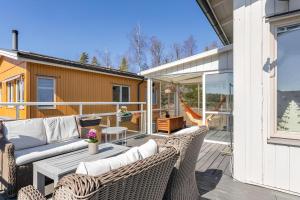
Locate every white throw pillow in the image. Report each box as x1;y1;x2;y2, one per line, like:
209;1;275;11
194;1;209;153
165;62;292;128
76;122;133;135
174;126;200;136
76;140;158;176
137;139;158;159
44;116;79;143
3;118;47;150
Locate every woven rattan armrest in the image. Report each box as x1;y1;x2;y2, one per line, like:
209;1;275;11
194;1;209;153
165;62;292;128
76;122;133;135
0;140;17;197
18;185;47;200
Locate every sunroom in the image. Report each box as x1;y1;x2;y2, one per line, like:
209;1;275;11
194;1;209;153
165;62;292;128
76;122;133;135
141;44;233;145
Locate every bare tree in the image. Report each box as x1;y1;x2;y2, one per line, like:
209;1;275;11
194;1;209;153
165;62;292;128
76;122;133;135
150;36;164;67
170;43;183;61
129;24;148;72
100;49;112;68
204;41;218;51
183;35;197;57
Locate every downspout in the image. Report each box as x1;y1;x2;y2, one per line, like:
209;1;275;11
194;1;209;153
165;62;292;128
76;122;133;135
137;77;145;109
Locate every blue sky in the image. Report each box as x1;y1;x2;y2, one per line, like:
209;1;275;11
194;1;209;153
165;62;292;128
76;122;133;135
0;0;219;71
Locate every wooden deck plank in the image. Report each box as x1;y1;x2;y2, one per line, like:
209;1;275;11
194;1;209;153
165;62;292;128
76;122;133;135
197;144;226;172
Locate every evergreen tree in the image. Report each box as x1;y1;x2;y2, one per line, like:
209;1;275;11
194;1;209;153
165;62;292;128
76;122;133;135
119;57;129;71
278;100;300;132
91;56;99;65
79;52;89;64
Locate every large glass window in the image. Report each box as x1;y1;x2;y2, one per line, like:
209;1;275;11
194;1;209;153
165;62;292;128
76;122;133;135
37;77;55;108
276;23;300;133
205;73;233;112
113;85;130;102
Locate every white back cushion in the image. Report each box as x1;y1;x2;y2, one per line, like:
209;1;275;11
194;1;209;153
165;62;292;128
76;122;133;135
76;147;141;176
174;126;200;136
76;140;158;176
44;116;79;143
137;139;158;159
3;118;47;150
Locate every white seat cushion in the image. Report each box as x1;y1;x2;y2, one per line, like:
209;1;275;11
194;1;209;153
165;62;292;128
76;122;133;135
137;139;158;159
43;116;79;143
3;118;47;151
174;126;201;136
15;139;87;166
76;140;158;176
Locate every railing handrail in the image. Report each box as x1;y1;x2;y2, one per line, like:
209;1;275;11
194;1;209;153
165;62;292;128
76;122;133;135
0;101;146;106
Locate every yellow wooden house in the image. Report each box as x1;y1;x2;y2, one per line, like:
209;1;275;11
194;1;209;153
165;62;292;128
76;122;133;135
0;31;158;120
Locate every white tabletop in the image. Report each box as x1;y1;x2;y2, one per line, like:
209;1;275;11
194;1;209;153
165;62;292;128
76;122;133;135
102;127;128;134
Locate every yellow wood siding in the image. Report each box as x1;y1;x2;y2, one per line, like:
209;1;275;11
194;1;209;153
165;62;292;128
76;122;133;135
0;57;162;132
28;62;148;129
0;57;28;119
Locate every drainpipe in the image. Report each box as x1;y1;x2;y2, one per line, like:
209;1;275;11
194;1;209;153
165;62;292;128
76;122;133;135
137;77;145;109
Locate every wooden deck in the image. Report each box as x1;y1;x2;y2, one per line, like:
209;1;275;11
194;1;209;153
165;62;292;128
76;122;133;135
128;135;300;200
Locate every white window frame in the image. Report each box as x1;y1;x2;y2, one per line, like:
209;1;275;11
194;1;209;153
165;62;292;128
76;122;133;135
112;85;130;102
270;15;300;140
7;81;14;105
37;76;56;109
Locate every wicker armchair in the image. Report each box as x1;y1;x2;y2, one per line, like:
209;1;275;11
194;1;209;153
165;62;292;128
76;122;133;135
162;126;208;200
18;145;179;200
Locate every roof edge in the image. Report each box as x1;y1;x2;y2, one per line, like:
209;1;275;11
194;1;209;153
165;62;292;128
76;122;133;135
0;49;144;80
196;0;231;45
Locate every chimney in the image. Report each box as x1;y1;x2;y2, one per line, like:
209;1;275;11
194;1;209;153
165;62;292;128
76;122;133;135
12;30;18;51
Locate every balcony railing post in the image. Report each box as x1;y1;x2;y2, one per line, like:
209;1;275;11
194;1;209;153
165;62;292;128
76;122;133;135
116;104;120;127
79;104;83;115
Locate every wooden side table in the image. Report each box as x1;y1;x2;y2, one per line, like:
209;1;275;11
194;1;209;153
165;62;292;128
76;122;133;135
157;116;184;134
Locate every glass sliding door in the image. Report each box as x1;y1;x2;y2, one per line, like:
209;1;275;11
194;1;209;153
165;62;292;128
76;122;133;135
203;72;233;143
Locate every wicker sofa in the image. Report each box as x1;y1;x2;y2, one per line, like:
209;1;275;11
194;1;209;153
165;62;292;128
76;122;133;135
161;126;208;200
0;116;88;197
18;145;179;200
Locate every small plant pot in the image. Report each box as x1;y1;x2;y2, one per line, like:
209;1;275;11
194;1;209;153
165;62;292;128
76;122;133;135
120;113;133;122
79;117;102;127
88;143;98;155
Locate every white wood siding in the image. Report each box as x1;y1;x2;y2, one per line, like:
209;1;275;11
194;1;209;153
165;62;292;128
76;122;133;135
144;47;233;79
234;0;300;195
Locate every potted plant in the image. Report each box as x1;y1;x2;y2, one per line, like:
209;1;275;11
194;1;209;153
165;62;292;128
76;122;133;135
117;106;133;122
79;115;102;127
86;129;98;154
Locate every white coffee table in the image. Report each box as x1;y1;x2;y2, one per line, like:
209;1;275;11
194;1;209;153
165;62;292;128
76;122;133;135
33;143;129;195
102;127;128;144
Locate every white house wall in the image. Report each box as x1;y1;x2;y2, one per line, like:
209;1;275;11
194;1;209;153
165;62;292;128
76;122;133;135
233;0;300;195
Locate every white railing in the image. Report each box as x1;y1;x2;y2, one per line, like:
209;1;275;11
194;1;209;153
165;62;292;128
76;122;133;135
0;102;146;133
0;101;145;119
0;102;173;136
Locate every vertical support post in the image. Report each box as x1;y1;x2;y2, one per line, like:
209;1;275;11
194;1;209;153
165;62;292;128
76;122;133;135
140;104;144;133
202;74;206;126
198;83;201;113
175;85;180;116
147;79;153;134
159;81;162;117
16;105;20;120
79;104;83;115
116;104;120;127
